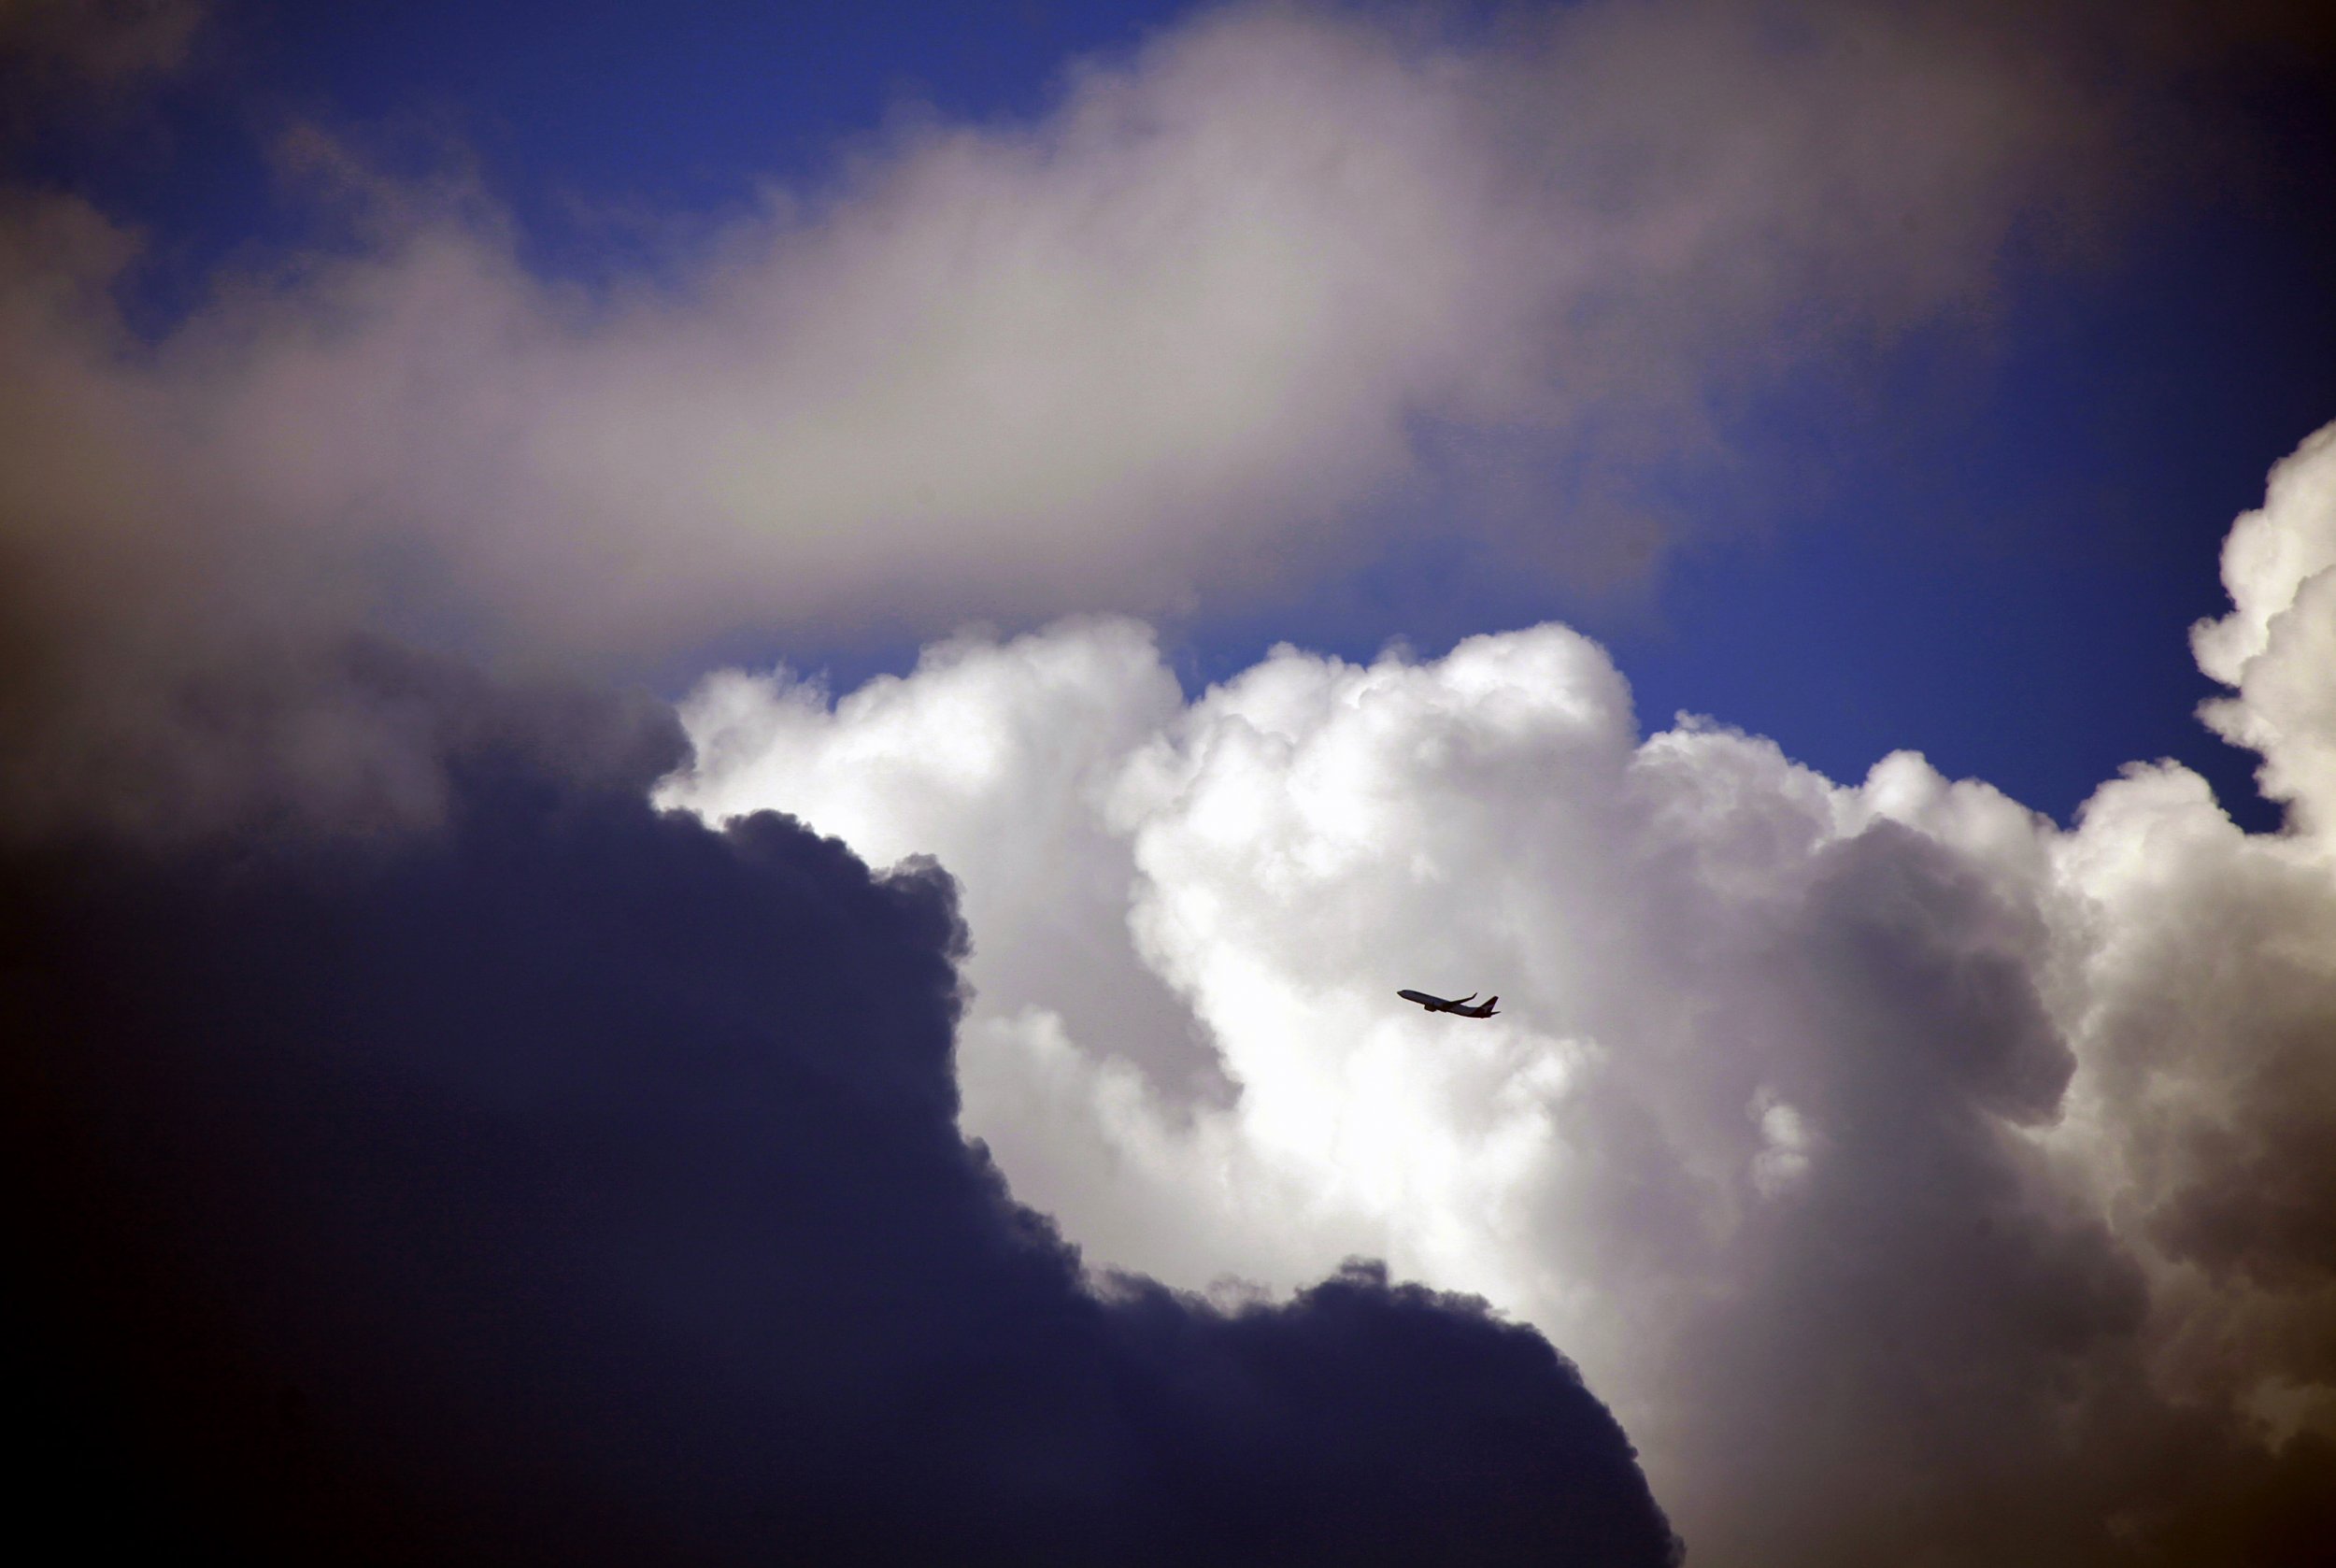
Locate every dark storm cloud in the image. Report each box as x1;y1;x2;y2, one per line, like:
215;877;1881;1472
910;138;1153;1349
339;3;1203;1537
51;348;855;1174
0;646;1679;1566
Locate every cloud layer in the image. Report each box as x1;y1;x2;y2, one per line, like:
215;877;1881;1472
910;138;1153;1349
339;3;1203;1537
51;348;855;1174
0;0;2198;834
3;649;1681;1565
663;419;2336;1565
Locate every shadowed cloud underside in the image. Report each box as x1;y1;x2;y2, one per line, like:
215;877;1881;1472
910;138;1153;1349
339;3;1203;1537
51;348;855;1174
2;653;1680;1565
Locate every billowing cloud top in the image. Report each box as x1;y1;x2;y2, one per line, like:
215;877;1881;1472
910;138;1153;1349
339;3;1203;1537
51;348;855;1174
2194;422;2336;831
663;421;2336;1565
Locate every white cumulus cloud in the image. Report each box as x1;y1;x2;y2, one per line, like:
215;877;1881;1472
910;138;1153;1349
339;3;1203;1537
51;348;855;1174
661;419;2336;1566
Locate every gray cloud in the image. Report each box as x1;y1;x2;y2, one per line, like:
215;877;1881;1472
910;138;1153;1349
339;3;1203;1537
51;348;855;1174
0;0;2231;835
0;0;206;85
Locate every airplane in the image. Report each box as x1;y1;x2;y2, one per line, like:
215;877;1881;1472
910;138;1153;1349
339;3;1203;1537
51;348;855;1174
1398;989;1499;1019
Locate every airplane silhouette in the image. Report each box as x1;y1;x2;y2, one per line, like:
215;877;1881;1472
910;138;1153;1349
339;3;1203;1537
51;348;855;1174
1398;989;1499;1019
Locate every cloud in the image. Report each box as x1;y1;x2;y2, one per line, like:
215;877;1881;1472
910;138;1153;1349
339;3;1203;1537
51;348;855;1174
2193;421;2336;832
1;642;1682;1565
662;419;2336;1564
0;0;207;86
1;0;2239;834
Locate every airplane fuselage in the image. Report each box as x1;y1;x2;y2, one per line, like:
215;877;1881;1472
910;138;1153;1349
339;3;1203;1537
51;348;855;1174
1398;989;1499;1019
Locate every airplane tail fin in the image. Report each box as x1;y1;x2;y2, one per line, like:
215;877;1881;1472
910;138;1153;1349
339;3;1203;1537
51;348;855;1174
1484;996;1499;1015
